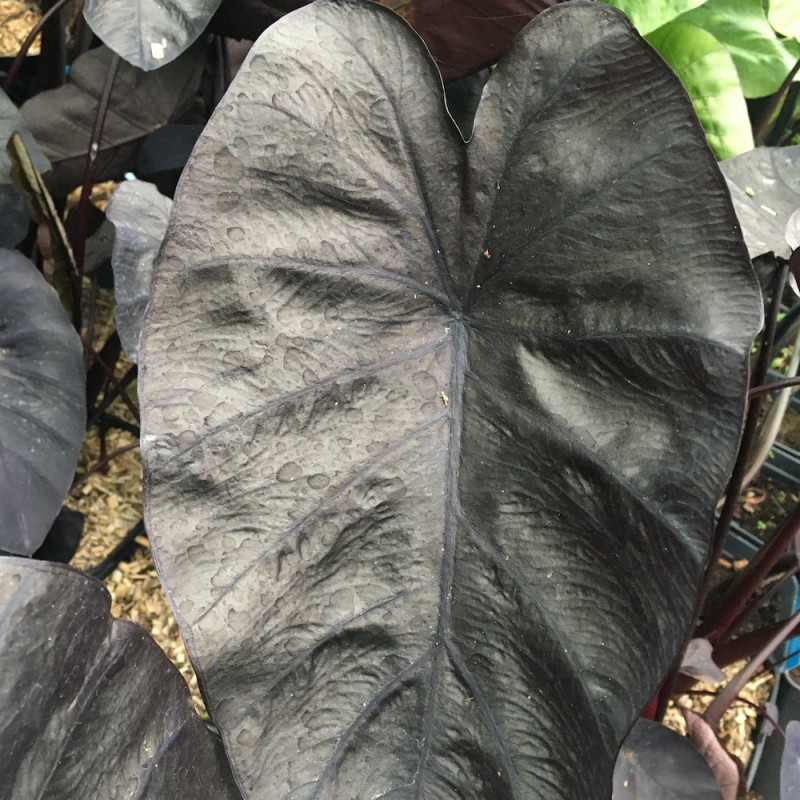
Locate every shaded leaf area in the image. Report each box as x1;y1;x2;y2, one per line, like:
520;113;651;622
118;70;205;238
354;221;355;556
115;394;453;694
106;180;172;362
83;0;222;71
0;249;84;555
207;0;561;81
0;558;242;800
20;41;207;197
612;720;723;799
720;146;800;259
140;1;760;798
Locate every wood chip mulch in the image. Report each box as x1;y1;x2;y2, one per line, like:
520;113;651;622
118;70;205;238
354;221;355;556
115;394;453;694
0;0;41;56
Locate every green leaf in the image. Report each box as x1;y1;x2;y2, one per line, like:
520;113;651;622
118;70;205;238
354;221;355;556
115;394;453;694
646;22;754;158
600;0;707;36
768;0;800;40
675;0;797;97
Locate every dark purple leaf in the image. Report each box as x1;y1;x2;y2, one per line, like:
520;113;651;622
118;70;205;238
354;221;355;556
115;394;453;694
783;720;800;800
0;557;242;799
0;249;85;555
139;1;761;797
83;0;222;70
20;42;207;197
613;720;723;799
207;0;561;81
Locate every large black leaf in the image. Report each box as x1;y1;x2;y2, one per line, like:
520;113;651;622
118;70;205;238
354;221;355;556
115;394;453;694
83;0;222;71
0;557;242;799
0;249;85;555
20;42;207;197
139;1;761;797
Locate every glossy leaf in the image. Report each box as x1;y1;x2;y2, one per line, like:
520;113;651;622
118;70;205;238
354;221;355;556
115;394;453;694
140;1;760;798
106;180;172;362
646;22;753;159
612;720;723;799
20;42;207;197
0;557;242;799
720;145;800;258
83;0;222;70
600;0;708;36
674;0;798;98
0;249;85;556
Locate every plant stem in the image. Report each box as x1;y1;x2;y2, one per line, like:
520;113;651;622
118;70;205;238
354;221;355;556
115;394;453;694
81;337;140;423
702;501;800;643
704;610;800;728
749;376;800;398
754;57;800;145
70;442;140;490
678;691;786;739
71;52;121;332
1;0;71;93
88;364;138;428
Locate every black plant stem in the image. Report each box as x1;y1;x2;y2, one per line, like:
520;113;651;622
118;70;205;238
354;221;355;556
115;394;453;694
38;0;67;91
87;364;138;428
705;610;800;728
717;562;800;645
754;57;800;145
71;442;140;490
89;519;145;579
703;261;788;593
749;376;800;398
703;500;800;644
1;0;71;93
85;330;122;415
72;52;120;332
81;338;140;423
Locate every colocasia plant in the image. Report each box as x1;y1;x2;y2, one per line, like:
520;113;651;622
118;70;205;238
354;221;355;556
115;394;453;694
8;0;800;798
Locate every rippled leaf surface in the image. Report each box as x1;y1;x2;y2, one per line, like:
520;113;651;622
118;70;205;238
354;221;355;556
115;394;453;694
140;1;761;797
0;558;242;799
0;249;84;555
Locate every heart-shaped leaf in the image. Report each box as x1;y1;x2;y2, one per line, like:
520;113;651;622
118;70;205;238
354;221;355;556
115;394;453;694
0;557;242;799
0;249;85;555
140;1;761;797
83;0;222;71
720;146;800;258
20;41;207;197
612;719;724;799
